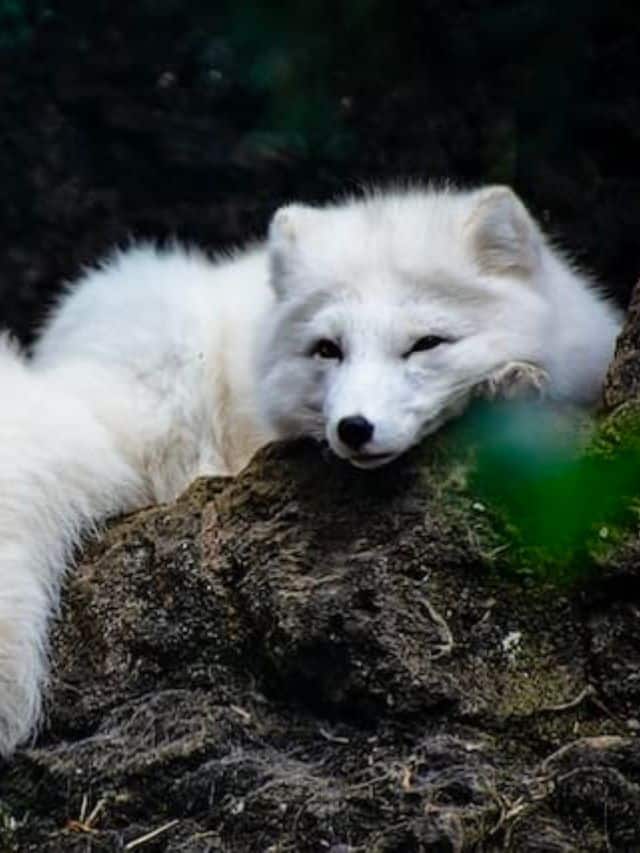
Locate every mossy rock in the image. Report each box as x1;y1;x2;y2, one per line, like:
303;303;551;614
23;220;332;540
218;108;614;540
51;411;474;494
1;424;639;851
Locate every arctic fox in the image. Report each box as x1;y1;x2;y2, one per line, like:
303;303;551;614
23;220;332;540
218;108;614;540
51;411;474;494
0;185;621;756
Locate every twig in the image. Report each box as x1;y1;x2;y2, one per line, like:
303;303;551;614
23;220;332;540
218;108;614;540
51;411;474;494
318;726;349;744
418;593;454;658
124;819;180;850
540;735;628;773
537;684;596;713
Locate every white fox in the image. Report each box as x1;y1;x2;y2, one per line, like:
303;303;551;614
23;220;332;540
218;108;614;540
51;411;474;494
0;185;621;756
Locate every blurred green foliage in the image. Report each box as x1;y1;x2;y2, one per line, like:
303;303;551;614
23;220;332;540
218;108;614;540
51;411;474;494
459;402;640;581
0;0;32;51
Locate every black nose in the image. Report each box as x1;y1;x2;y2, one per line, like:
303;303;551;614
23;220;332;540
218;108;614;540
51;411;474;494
337;415;374;450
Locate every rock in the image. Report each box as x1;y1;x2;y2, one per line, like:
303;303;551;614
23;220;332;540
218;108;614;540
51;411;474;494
2;433;640;851
604;279;640;409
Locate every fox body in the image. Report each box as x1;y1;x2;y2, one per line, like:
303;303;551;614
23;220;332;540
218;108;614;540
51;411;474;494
0;185;621;755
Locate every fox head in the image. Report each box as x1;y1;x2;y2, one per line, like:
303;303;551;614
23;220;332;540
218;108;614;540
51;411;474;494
256;186;553;468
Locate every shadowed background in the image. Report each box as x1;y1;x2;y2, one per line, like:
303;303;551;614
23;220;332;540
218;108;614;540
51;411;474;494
1;0;638;342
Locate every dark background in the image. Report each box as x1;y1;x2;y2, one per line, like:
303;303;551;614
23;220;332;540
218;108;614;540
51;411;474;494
1;0;638;343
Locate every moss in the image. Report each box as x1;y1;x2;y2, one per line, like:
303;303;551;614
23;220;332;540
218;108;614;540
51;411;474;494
0;800;20;852
591;400;640;457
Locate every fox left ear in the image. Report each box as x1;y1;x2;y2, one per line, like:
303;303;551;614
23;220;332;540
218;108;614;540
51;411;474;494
268;204;317;298
468;186;541;278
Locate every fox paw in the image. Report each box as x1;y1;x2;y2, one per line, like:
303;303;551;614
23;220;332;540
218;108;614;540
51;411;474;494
477;361;550;402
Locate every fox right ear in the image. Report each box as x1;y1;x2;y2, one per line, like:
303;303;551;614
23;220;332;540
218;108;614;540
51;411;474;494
268;204;317;298
468;186;541;278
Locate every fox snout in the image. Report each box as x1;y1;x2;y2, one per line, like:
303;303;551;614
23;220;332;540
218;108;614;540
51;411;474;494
332;414;399;468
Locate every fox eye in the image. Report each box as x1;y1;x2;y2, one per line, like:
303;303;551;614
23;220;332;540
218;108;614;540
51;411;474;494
405;335;450;357
310;339;343;360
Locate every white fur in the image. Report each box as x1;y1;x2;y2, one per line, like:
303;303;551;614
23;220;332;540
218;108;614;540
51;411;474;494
0;185;621;755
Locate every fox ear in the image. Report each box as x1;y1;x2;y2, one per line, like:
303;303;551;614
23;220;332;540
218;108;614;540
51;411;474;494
468;186;541;277
268;204;317;298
